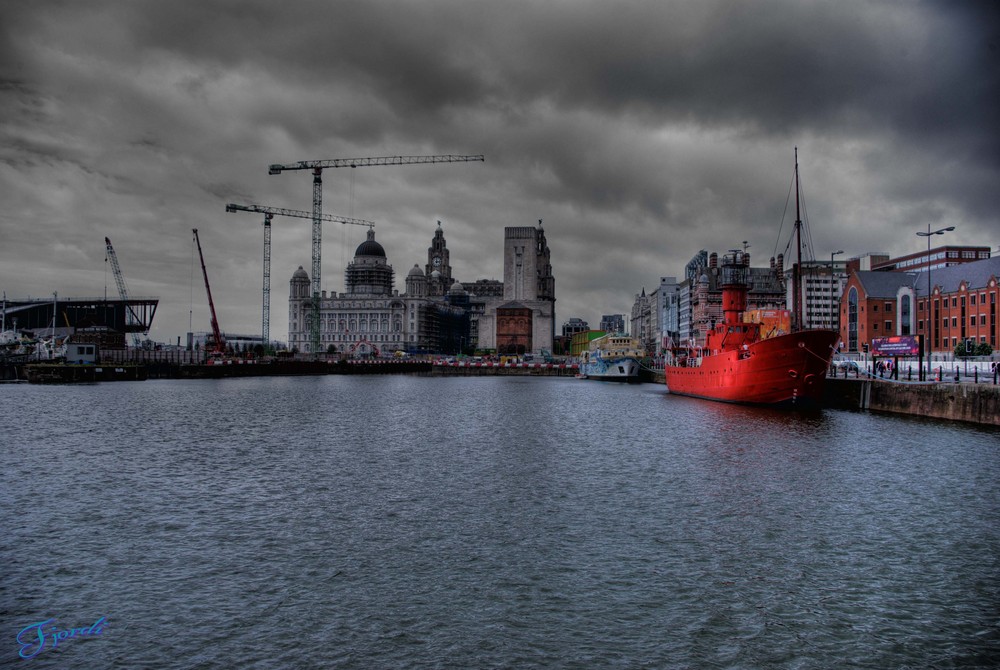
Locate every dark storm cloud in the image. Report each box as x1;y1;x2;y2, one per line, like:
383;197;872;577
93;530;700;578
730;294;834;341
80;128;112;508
1;0;998;340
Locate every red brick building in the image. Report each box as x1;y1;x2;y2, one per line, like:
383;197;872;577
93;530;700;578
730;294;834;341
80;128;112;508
496;302;533;355
841;257;1000;353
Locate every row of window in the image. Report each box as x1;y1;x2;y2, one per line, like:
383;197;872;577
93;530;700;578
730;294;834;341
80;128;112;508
920;293;996;310
941;315;993;328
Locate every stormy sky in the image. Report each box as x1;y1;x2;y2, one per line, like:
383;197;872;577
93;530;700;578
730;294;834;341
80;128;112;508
2;0;998;344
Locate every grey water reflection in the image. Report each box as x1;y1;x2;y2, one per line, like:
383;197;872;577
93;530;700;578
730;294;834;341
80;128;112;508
1;376;997;668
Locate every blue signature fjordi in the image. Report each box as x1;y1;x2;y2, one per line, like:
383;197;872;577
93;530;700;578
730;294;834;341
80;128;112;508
16;616;107;660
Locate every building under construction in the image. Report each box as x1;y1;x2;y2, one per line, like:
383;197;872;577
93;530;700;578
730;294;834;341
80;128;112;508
1;296;158;346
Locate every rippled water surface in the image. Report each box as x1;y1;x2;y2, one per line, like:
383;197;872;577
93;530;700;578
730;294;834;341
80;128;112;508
2;376;999;668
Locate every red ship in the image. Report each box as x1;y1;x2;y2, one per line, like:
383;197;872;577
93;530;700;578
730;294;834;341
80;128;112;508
664;152;839;405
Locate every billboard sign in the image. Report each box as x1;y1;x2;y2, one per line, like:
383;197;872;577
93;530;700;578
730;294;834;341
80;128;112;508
871;335;920;357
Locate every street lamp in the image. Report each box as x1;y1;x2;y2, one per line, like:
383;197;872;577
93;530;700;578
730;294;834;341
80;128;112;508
916;224;955;380
830;250;844;329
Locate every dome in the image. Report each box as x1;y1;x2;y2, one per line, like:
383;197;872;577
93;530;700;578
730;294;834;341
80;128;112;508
354;229;385;258
448;281;466;295
292;266;309;281
431;270;442;279
407;264;424;277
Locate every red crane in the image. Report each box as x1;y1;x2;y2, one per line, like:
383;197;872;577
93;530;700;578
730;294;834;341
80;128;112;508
192;228;225;356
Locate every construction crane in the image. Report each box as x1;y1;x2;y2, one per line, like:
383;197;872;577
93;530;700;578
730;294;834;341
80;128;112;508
104;236;144;347
192;229;225;356
224;203;374;351
268;153;485;354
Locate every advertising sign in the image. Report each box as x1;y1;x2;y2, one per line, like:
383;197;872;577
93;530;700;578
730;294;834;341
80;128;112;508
871;335;920;357
744;309;791;340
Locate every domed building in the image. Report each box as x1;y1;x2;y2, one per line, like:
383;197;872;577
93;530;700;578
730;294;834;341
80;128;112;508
345;229;394;295
288;223;482;356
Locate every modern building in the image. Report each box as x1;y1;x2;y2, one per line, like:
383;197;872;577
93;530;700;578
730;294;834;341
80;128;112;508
562;317;589;338
872;245;991;273
599;314;625;334
787;259;848;332
1;295;158;344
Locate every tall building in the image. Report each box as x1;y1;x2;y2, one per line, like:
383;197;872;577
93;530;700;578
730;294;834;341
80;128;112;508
787;259;847;331
630;288;655;354
424;221;454;296
599;314;625;334
476;222;556;354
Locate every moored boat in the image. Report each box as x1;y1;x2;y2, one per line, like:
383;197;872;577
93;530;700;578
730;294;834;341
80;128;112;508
664;151;839;405
24;363;148;384
579;334;645;382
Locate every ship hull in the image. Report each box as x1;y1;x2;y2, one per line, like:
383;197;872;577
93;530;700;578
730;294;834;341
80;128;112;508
579;356;642;382
665;330;838;405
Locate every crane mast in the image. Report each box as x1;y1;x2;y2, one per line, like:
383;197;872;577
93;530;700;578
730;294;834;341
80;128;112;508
104;236;143;347
192;228;225;356
268;153;484;354
225;203;374;351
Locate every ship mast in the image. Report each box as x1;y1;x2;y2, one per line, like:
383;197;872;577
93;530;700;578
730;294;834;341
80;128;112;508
793;147;803;332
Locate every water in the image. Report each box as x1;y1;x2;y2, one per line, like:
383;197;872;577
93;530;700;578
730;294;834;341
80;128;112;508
2;376;998;668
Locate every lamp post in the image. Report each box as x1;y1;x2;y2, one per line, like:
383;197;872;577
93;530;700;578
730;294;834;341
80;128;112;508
830;250;844;330
915;225;954;380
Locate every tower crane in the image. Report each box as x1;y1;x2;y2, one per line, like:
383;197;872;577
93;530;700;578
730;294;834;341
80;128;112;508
104;236;144;347
192;228;225;356
225;203;374;351
268;153;485;354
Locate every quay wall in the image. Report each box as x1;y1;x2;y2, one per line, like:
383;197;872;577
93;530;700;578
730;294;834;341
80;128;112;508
429;362;578;377
823;378;1000;426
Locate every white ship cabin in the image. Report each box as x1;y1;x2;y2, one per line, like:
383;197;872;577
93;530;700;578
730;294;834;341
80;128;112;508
588;334;645;358
66;342;98;364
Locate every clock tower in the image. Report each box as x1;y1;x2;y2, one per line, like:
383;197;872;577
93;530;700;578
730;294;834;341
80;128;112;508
425;221;453;295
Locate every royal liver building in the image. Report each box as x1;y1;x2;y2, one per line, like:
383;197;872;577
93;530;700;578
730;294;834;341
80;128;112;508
288;221;554;356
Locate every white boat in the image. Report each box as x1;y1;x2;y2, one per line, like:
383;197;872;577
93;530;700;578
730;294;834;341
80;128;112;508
578;334;644;382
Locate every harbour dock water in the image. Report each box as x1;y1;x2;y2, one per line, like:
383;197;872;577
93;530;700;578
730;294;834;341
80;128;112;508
3;376;997;668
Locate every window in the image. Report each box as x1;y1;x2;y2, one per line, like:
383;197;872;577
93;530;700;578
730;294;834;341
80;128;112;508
885;320;893;333
971;316;976;327
962;250;976;259
901;295;911;335
971;294;977;305
873;322;879;332
885;302;893;312
952;297;958;308
848;288;858;351
982;315;987;326
952;317;958;328
872;304;879;313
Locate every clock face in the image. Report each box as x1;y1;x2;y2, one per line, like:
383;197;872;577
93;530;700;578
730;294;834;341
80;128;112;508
432;256;441;267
